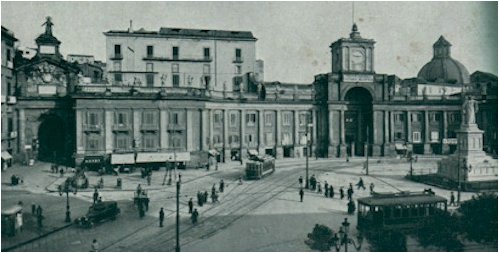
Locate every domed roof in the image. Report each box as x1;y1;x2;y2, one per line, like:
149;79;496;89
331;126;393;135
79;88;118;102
417;36;470;84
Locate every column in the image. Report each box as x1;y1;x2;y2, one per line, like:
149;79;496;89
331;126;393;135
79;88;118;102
208;109;213;149
105;110;113;153
258;110;264;154
276;110;283;158
383;110;391;156
339;110;346;157
294;110;300;146
424;110;431;154
240;109;246;159
18;109;26;162
442;111;450;154
160;109;168;149
328;110;335;157
199;109;205;150
186;109;193;151
312;109;317;156
223;109;229;162
133;110;141;150
389;111;395;143
406;111;412;142
76;110;84;154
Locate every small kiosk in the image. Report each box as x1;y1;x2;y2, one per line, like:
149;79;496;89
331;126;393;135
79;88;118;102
1;205;23;237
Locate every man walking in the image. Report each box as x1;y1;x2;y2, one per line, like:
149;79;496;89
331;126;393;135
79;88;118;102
356;177;366;190
347;187;353;201
159;208;165;227
298;176;303;188
324;181;329;197
449;192;456;206
299;188;304;202
329;185;334;198
188;198;194;214
93;188;99;205
191;209;199;225
91;239;99;252
340;187;345;200
369;182;375;194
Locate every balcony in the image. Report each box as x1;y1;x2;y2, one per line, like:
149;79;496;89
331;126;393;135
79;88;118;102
112;124;131;132
9;131;17;138
110;54;123;60
233;57;244;63
142;56;212;63
83;124;102;132
7;96;16;104
141;124;159;131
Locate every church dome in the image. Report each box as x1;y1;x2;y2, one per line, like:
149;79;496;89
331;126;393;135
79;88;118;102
417;36;470;84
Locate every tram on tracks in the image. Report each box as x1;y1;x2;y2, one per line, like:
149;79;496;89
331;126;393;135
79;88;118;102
245;155;275;180
357;190;448;230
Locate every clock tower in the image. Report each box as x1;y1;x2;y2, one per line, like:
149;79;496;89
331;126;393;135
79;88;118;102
330;23;375;74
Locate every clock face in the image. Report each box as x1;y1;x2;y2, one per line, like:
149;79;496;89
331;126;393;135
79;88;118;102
351;48;366;72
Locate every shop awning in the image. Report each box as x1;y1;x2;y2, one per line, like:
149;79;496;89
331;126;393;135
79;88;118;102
208;149;219;156
111;153;135;165
248;149;259;156
83;156;103;164
395;143;407;150
136;152;191;163
1;151;12;160
1;205;22;215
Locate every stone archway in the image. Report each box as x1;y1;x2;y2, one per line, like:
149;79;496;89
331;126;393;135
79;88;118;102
344;87;373;156
38;114;66;163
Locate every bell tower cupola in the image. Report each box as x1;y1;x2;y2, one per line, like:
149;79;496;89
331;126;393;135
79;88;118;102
35;16;62;57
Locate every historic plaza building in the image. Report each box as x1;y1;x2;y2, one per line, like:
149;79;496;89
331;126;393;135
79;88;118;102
4;18;498;169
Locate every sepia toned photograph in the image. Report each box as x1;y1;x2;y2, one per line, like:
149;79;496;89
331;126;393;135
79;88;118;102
1;1;497;252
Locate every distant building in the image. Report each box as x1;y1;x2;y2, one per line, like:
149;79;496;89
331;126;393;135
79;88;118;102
1;26;18;169
67;54;106;84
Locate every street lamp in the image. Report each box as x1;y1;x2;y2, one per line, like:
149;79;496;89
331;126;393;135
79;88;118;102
364;126;369;176
58;180;77;222
305;122;313;189
408;151;414;177
331;218;363;252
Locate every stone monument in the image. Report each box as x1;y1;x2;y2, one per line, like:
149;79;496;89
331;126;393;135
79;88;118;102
437;97;498;183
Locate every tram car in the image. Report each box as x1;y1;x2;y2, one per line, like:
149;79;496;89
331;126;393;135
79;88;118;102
245;156;275;180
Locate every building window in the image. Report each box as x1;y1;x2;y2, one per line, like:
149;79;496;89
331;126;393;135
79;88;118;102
143;134;157;149
87;112;99;125
146;74;154;87
7;117;13;132
203;48;210;60
299;113;309;126
431;112;441;122
172;136;182;149
411;113;422;122
115;134;129;150
235;48;242;61
394;113;405;122
213;135;222;144
283;112;292;126
412;131;421;143
233;76;242;90
170;112;179;125
245;134;254;144
230;113;237;127
265;112;273;126
6;49;11;62
173;46;179;60
299;133;308;145
246;113;256;126
114;45;121;57
395;132;404;140
143;111;157;125
147;45;154;57
214;111;223;125
172;75;180;87
235;65;242;74
431;131;439;142
449;112;460;124
86;135;100;150
115;112;128;125
229;135;240;144
282;132;292;145
265;132;274;144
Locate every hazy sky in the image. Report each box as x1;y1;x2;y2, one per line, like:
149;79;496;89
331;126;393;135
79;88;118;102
2;1;497;83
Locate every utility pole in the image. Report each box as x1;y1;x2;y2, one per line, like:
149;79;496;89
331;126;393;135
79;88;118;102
305;123;309;189
175;180;180;252
365;126;369;176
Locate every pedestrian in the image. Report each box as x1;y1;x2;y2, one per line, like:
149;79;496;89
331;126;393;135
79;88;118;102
238;176;243;185
197;191;203;207
347;200;356;214
219;179;225;193
211;191;218;203
299;188;304;202
298;176;303;188
191;209;199;224
188;198;194;213
215;162;218;171
36;205;43;217
59;168;64;177
347;187;353;201
203;191;209;204
31;203;36;214
91;239;99;252
450;192;456;206
329;185;334;198
137;184;142;196
159;208;165;227
178;173;182;183
349;183;354;194
324;181;329;197
356;177;366;190
340;187;345;200
93;188;99;205
317;182;322;193
147;174;151;186
212;184;216;196
369;183;375;194
98;177;104;188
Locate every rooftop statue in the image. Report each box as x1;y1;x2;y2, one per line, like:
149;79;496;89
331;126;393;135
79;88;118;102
462;96;478;125
42;16;54;35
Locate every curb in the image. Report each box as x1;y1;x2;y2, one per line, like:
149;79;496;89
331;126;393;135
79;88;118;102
2;223;73;252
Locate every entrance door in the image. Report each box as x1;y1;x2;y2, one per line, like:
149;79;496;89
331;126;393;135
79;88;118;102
344;87;373;156
38;115;66;164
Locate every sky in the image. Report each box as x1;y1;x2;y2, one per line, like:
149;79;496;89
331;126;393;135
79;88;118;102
2;1;497;83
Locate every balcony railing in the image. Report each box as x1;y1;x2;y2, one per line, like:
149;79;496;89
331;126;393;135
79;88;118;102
112;124;131;132
110;54;123;60
233;57;244;63
83;124;102;132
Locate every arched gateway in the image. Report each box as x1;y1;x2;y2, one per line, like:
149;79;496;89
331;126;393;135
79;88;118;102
344;87;373;156
38;114;66;163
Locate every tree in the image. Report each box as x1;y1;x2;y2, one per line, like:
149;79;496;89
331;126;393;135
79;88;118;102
458;193;498;244
364;228;407;252
415;212;463;251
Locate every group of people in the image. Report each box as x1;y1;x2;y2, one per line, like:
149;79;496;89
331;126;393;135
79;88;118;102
135;184;150;218
31;204;44;228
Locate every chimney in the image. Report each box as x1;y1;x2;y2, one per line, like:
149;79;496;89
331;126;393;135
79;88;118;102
128;20;133;33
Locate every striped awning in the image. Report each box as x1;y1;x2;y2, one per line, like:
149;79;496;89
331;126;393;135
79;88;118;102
1;151;12;160
111;153;135;165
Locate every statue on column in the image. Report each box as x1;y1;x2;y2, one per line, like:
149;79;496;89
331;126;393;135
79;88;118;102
462;96;478;125
42;16;54;35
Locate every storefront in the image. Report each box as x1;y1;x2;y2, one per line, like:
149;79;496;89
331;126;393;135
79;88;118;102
111;153;135;172
82;156;104;171
1;151;13;170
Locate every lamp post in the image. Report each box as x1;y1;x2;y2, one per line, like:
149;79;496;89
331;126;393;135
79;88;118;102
167;125;182;252
331;218;363;252
175;179;180;252
364;126;369;176
408;151;414;177
305;123;313;189
58;180;77;222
